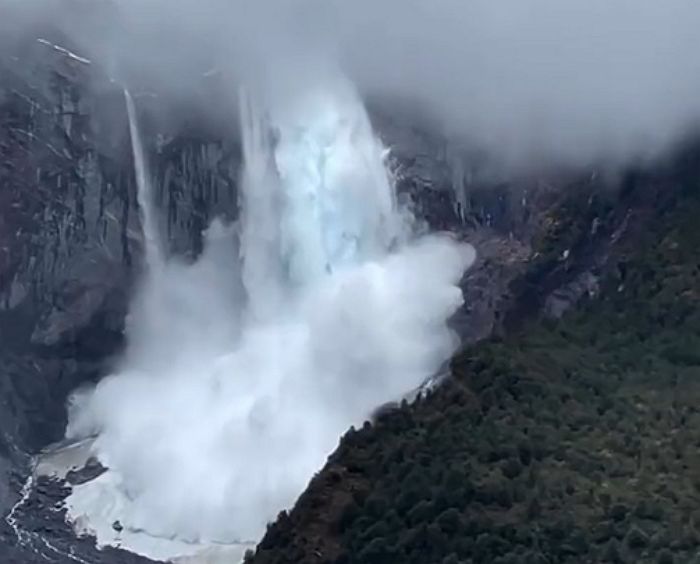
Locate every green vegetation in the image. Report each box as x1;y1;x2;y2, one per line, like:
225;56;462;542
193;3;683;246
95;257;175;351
252;161;700;564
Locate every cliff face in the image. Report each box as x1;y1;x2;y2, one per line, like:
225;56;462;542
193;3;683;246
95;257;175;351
0;36;243;451
0;33;153;564
0;31;247;562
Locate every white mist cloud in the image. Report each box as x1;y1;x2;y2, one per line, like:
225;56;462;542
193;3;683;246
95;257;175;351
333;0;700;161
67;234;471;544
64;73;474;560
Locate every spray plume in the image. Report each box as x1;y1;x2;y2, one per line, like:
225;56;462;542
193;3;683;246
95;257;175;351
64;70;474;561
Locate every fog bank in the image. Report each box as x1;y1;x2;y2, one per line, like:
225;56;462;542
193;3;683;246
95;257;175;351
5;0;700;169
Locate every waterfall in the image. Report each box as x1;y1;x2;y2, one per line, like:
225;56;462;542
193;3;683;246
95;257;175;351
238;87;286;323
124;89;162;266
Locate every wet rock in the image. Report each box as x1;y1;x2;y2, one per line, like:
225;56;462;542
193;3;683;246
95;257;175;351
65;457;106;485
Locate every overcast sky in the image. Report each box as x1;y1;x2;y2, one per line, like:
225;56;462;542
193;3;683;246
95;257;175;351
5;0;700;169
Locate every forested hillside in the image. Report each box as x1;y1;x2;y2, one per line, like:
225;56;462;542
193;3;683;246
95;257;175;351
251;145;700;564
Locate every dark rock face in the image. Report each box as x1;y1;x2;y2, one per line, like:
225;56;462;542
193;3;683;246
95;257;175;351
0;34;144;564
0;33;241;563
1;43;131;339
6;475;161;564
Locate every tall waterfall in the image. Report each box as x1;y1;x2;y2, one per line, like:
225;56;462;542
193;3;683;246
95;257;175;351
125;89;163;266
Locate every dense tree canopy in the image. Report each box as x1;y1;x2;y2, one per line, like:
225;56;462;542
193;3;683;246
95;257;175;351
252;153;700;564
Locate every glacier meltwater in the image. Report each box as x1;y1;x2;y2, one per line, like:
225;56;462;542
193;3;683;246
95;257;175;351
58;72;474;563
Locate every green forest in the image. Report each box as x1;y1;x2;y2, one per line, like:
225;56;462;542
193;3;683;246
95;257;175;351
251;153;700;564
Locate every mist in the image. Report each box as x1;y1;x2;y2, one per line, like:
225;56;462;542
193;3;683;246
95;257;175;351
63;70;474;560
6;0;700;170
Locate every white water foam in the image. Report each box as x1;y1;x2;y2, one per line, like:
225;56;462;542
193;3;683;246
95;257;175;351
64;72;474;562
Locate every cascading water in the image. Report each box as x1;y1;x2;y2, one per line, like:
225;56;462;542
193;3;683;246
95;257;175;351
62;73;474;563
124;90;163;266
